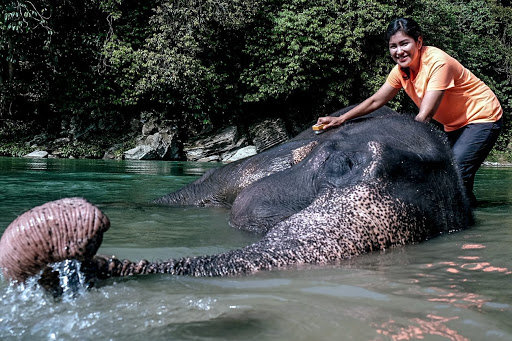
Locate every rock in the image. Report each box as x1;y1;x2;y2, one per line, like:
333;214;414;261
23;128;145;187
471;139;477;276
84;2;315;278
124;130;180;160
249;118;289;152
483;161;512;167
23;150;49;159
53;137;71;145
103;144;124;160
103;148;117;160
130;118;142;135
51;150;64;158
184;126;244;161
123;145;156;160
141;117;159;136
146;132;179;159
186;147;206;161
28;134;48;146
222;146;257;162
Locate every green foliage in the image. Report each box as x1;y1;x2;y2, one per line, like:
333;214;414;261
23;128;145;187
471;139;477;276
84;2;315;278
240;0;402;121
104;0;264;127
56;142;104;159
0;142;32;157
0;118;35;141
487;150;512;163
1;1;53;63
0;0;511;154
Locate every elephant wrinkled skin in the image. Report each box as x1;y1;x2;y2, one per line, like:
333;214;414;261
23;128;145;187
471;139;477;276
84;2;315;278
0;106;471;285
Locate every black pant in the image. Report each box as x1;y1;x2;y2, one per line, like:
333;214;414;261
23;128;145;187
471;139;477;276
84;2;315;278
446;118;503;206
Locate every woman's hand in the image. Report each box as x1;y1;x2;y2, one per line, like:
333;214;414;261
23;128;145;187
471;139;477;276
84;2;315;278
316;115;346;130
315;83;399;131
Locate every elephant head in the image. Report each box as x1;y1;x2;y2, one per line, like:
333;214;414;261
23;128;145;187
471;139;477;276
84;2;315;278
0;107;471;288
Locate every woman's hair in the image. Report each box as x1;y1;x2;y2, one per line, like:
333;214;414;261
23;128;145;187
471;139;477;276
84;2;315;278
386;18;422;42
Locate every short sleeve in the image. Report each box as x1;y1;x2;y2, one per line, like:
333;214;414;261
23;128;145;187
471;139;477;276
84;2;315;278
426;59;457;91
386;65;403;89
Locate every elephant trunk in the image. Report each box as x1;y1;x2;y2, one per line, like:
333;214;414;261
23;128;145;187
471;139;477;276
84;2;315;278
90;253;259;278
0;198;110;283
89;240;303;278
0;197;269;284
89;234;339;279
89;256;177;278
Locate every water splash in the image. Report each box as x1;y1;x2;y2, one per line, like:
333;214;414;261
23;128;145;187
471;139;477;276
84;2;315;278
0;260;95;338
52;259;90;300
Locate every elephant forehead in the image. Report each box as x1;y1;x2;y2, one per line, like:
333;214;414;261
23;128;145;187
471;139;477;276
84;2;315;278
238;140;319;188
239;155;292;188
291;141;318;164
362;141;384;179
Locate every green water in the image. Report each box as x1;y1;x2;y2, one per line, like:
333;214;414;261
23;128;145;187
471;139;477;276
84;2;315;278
1;157;511;340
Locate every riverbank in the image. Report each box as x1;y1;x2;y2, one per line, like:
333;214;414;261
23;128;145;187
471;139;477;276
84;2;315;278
484;149;512;167
2;138;512;166
0;116;293;163
2;114;511;164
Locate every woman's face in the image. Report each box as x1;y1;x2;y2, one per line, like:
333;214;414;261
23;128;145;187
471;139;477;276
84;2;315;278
388;31;423;69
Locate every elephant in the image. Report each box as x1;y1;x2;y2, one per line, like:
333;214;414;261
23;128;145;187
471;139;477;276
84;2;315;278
0;106;472;291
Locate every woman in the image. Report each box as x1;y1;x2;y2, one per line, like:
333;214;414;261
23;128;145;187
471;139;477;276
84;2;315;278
317;18;503;206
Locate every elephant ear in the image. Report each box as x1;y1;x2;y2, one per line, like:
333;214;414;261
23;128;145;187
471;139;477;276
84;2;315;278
0;198;110;282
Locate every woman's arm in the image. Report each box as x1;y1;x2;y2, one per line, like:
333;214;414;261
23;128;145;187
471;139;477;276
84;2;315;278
317;83;400;129
415;90;445;122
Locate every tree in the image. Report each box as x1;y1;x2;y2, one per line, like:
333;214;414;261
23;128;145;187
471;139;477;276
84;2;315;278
1;0;510;155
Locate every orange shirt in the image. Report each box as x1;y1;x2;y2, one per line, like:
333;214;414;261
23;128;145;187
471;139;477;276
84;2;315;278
386;46;502;132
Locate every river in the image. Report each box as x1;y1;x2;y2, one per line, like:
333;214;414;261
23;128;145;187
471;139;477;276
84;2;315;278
0;157;511;340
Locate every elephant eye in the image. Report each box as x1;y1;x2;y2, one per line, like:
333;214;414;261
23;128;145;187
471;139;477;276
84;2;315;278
322;153;361;184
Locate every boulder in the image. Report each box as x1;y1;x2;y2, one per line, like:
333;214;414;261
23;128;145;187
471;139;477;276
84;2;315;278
144;132;180;159
198;155;221;162
124;130;180;161
123;145;155;160
141;117;159;137
184;126;245;161
23;150;49;159
249;118;289;152
53;137;71;145
222;146;258;163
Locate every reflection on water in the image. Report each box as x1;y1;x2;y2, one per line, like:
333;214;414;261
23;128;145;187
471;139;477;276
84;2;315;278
26;158;49;171
0;157;511;340
375;314;470;341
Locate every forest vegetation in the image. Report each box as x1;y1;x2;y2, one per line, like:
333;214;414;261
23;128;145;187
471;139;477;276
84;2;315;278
1;0;511;161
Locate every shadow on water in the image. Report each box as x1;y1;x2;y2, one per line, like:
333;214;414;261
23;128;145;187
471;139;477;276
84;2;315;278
143;311;276;341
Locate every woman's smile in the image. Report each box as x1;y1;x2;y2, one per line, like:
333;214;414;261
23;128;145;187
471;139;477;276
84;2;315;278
389;31;422;70
397;55;409;64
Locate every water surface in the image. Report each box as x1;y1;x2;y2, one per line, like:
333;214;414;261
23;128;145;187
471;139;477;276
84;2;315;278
1;157;511;340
